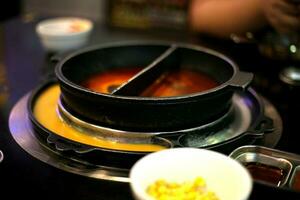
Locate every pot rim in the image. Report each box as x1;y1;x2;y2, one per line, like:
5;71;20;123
55;40;246;101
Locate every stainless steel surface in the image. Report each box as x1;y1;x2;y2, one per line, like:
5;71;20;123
9;94;130;183
290;165;300;189
178;90;281;148
180;93;250;147
0;150;3;163
9;91;282;182
230;145;300;163
231;151;292;186
279;67;300;86
58;88;272;148
57;97;233;146
230;145;300;190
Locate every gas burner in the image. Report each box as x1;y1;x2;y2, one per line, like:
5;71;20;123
8;41;283;182
9;82;282;182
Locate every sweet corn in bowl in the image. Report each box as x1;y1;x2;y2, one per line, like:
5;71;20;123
147;177;219;200
129;148;252;200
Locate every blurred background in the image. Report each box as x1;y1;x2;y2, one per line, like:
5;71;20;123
23;0;188;31
0;0;193;110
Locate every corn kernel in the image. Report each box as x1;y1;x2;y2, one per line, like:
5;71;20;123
146;176;219;200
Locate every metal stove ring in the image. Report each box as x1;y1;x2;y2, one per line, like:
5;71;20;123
57;97;234;146
8;90;282;182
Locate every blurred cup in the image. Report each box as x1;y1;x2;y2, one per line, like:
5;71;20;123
36;17;93;53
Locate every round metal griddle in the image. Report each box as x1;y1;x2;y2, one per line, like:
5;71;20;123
9;90;282;183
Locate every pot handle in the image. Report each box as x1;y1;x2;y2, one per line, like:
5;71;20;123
228;71;254;90
245;116;274;138
206;116;274;153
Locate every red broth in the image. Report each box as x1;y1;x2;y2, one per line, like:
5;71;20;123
245;162;284;186
141;69;218;97
82;68;219;97
291;169;300;191
82;68;141;94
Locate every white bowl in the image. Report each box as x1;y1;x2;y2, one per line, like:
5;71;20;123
130;148;252;200
36;17;93;52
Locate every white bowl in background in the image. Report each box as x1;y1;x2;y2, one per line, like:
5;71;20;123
129;148;252;200
36;17;93;52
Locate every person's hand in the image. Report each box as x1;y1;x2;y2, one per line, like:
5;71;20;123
262;0;300;34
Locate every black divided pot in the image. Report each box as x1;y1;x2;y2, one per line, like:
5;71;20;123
55;41;253;131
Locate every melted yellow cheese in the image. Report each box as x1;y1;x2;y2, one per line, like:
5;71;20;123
33;84;166;152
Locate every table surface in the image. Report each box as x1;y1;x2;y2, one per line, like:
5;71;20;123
1;17;300;199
